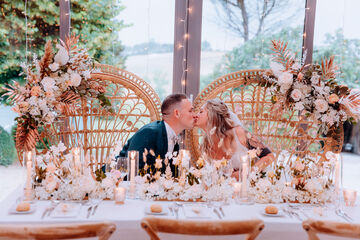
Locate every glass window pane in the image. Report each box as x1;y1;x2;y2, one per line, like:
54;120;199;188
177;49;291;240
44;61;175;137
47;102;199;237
200;0;306;89
118;0;175;101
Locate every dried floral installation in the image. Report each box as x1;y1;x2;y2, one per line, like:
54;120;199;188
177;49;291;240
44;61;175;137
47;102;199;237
2;34;112;155
265;40;360;136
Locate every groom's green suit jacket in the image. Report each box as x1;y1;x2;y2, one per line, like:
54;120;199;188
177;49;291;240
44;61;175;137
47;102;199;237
119;120;179;174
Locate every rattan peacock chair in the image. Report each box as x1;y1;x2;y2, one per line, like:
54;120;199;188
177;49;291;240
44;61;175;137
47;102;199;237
186;69;344;163
40;64;162;171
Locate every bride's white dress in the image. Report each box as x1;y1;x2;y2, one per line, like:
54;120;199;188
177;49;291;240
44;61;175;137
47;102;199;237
229;128;248;169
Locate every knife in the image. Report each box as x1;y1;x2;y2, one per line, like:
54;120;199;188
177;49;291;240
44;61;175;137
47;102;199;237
87;206;93;218
92;204;99;215
219;206;225;217
213;208;222;219
41;208;49;219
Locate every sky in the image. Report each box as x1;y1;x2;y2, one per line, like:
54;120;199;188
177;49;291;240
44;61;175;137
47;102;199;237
118;0;360;51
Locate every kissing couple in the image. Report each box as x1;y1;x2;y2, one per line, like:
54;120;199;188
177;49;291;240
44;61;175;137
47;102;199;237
119;93;274;178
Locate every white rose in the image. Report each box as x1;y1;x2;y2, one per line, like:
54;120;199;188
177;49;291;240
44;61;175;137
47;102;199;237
71;73;82;87
294;102;304;111
54;45;69;66
314;99;329;113
49;62;59;72
311;72;320;85
269;61;284;77
290;89;303;102
278;72;293;86
83;70;91;79
41;77;56;92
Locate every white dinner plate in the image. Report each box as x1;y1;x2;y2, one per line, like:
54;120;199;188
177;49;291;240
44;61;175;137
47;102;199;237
51;203;81;218
144;206;168;215
261;209;285;217
8;203;36;215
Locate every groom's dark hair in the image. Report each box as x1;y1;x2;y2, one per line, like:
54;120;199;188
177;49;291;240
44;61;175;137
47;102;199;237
161;93;187;117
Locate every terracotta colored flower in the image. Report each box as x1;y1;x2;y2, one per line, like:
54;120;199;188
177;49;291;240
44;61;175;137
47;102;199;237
30;86;41;97
328;93;340;104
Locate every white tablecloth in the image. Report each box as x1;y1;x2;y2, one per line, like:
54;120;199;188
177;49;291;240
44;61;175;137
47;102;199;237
1;188;358;240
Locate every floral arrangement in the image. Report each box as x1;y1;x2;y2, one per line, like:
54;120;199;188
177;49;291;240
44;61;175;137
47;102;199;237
264;40;360;135
3;35;111;153
33;142;121;200
249;150;338;204
135;153;233;201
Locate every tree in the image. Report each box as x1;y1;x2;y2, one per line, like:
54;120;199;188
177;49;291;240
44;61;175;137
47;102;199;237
313;29;360;88
0;0;128;88
211;0;303;42
200;26;303;89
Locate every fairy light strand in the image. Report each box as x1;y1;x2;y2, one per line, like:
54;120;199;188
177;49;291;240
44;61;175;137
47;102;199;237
180;0;190;92
24;0;28;67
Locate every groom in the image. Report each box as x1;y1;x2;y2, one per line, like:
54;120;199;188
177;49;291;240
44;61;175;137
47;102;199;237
118;93;195;175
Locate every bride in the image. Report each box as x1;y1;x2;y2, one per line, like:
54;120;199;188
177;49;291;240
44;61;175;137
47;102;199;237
194;99;275;177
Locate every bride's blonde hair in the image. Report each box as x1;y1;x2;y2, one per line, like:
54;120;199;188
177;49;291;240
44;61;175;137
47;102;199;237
202;99;235;157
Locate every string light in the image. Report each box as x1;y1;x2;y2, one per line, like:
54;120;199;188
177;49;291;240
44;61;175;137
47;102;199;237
24;0;28;66
179;0;190;93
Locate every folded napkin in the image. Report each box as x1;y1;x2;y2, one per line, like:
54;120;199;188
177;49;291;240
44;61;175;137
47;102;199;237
51;202;81;218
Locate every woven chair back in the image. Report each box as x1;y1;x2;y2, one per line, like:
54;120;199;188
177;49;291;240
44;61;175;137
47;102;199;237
186;70;343;162
42;64;161;170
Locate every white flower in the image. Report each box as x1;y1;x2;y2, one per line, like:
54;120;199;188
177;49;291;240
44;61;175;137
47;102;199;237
311;72;320;85
41;77;56;92
314;99;329;113
54;45;69;66
44;112;55;123
294;102;304;111
269;61;284;77
70;72;82;87
155;158;163;169
290;89;303;102
49;62;59;72
83;70;91;79
30;107;40;116
278;72;293;87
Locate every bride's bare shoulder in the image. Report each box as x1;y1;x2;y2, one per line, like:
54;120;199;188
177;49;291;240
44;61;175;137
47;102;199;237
234;126;246;135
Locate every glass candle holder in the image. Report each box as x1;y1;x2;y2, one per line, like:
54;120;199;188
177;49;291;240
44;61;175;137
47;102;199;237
114;187;126;204
238;154;253;204
343;189;357;207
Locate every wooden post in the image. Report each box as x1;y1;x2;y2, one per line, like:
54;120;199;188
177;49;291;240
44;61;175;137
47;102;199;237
302;0;316;65
173;0;203;99
59;0;71;42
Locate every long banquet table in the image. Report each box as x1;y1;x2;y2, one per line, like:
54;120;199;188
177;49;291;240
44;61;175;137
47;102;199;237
1;187;359;240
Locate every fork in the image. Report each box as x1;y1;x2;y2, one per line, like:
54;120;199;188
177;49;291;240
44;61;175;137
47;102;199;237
335;209;352;222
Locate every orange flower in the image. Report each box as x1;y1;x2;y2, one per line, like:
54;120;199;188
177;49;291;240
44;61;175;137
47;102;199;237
30;86;41;96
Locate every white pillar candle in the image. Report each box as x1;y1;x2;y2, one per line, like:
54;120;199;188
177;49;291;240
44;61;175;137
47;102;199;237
334;155;340;193
25;151;32;201
73;147;80;174
240;155;248;199
232;182;241;195
114;187;126;204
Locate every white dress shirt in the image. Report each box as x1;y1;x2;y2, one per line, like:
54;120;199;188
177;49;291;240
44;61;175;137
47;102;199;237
164;121;177;153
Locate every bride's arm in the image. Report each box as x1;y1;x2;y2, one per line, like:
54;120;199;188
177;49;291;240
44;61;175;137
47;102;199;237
234;127;275;170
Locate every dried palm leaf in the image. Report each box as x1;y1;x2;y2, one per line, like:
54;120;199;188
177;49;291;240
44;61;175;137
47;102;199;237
321;56;338;81
340;89;360;121
39;40;53;77
59;90;80;105
60;34;80;54
16;121;39;152
271;40;296;71
2;84;24;104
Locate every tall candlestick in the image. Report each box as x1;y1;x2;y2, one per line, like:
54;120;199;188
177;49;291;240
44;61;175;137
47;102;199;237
128;151;138;199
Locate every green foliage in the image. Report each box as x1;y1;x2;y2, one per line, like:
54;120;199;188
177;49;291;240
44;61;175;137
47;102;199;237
313;29;360;88
0;0;128;89
0;126;16;166
200;26;303;89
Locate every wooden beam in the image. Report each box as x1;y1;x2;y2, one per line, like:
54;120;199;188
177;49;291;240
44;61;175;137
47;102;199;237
173;0;203;100
302;0;317;65
60;0;71;42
